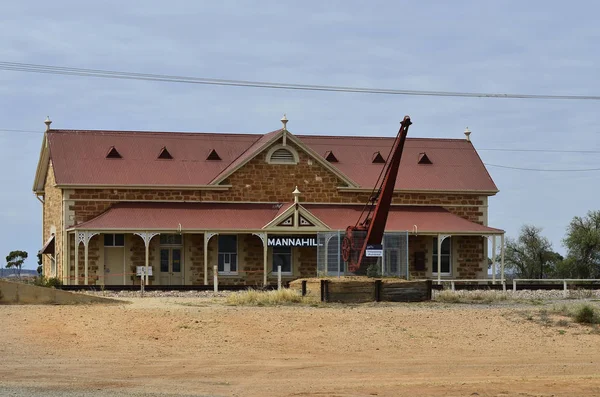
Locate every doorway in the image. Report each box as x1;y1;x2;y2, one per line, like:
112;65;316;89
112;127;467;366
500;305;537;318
160;248;182;285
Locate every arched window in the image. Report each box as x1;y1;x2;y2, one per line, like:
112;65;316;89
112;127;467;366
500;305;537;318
266;145;299;164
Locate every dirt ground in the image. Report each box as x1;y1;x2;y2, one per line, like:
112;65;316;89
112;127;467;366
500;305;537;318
1;296;599;397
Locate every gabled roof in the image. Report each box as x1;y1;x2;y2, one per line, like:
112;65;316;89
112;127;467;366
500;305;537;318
35;127;498;193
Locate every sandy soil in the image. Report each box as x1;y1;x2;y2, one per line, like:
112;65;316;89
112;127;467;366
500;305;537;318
1;296;599;397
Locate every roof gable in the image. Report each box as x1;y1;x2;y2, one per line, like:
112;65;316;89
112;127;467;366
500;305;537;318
209;129;358;187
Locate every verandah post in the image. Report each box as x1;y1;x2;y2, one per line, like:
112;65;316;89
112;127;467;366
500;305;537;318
277;265;282;290
213;265;218;293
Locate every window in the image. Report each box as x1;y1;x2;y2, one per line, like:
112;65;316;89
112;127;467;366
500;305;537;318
50;254;57;277
432;237;451;275
160;234;182;245
104;234;125;247
266;145;299;164
273;246;292;275
218;235;237;274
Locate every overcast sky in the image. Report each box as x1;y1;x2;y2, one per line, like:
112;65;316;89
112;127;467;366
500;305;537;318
1;1;599;269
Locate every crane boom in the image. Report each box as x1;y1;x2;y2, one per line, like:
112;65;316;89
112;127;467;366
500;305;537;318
342;115;412;274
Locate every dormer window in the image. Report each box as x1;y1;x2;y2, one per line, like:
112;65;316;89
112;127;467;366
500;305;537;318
157;147;173;160
106;146;122;159
266;145;299;164
418;152;432;164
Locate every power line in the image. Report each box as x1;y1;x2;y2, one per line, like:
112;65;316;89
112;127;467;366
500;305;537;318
478;148;600;154
484;163;600;172
0;129;42;134
2;61;600;100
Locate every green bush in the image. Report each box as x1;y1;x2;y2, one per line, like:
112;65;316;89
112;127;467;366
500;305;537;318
33;276;62;289
574;305;600;324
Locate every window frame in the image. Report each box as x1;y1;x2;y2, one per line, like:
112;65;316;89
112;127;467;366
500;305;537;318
272;246;293;276
265;144;299;165
104;233;125;247
159;234;183;246
432;237;452;276
218;235;238;275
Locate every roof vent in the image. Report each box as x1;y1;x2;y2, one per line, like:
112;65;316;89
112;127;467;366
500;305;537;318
270;148;295;163
324;151;338;163
372;151;385;164
206;149;221;161
106;146;122;159
418;152;432;165
158;147;173;159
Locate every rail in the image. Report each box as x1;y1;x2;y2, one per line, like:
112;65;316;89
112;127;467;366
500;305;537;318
512;279;600;298
437;279;507;291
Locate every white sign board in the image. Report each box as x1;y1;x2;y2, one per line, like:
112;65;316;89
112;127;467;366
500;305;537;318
136;266;153;276
365;244;383;257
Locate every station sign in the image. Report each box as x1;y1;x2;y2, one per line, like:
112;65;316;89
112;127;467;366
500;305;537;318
267;235;322;247
365;244;383;257
136;266;153;276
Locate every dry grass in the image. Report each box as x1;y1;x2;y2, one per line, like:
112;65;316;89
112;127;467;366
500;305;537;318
435;290;509;304
226;288;306;306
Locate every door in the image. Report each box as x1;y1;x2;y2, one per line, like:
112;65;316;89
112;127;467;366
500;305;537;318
160;248;183;285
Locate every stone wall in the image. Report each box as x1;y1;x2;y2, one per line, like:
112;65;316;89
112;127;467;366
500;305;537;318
455;236;485;278
186;234;204;285
241;234;264;286
297;247;317;278
129;235;158;285
68;233;100;285
408;235;429;279
42;162;63;279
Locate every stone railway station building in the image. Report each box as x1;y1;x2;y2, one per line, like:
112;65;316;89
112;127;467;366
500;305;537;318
33;116;504;287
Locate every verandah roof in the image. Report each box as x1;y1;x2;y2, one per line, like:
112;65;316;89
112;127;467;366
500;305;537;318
69;202;504;235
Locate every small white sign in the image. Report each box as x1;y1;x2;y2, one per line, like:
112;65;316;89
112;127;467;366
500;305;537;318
136;266;153;276
365;244;383;257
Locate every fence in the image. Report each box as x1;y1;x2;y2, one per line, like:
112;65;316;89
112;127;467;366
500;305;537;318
316;231;409;278
512;279;600;298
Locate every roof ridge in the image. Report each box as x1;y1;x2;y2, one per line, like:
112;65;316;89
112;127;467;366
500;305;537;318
48;129;266;137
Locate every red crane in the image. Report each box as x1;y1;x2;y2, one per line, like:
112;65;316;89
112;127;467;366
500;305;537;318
341;115;412;274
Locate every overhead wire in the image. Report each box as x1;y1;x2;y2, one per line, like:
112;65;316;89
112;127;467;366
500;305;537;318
2;61;600;100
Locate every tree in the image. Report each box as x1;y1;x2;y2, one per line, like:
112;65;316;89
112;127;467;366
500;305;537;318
504;225;563;279
563;210;600;278
6;250;28;278
37;253;43;275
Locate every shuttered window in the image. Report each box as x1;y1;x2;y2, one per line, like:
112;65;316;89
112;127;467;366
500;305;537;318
269;148;295;163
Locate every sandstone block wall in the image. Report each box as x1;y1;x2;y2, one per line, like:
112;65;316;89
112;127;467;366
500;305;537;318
68;233;100;285
455;236;484;278
42;162;63;279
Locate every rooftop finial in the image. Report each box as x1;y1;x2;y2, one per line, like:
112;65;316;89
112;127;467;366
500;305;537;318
464;127;471;142
44;116;52;132
292;186;301;204
281;114;288;131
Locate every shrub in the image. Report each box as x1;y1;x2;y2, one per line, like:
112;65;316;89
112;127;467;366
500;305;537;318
435;290;508;304
574;305;600;324
226;288;304;306
33;276;62;289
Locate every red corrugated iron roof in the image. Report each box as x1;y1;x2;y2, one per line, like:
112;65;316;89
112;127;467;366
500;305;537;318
48;130;261;186
72;202;283;230
47;129;497;192
303;204;503;234
299;135;497;192
71;202;503;234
